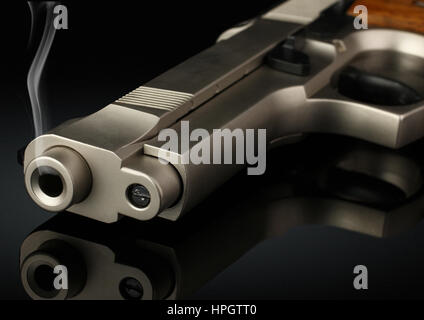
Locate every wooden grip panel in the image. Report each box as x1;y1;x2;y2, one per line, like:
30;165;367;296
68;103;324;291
348;0;424;34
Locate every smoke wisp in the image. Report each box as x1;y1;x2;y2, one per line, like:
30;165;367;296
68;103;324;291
27;1;57;137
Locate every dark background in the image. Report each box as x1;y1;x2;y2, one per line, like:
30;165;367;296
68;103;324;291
1;1;424;300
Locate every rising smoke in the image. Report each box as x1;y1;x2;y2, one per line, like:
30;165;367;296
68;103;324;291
27;1;58;137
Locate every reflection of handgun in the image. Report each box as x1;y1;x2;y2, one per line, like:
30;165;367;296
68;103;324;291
23;0;424;223
20;136;424;299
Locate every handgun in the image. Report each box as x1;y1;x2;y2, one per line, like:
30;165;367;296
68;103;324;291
23;0;424;223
